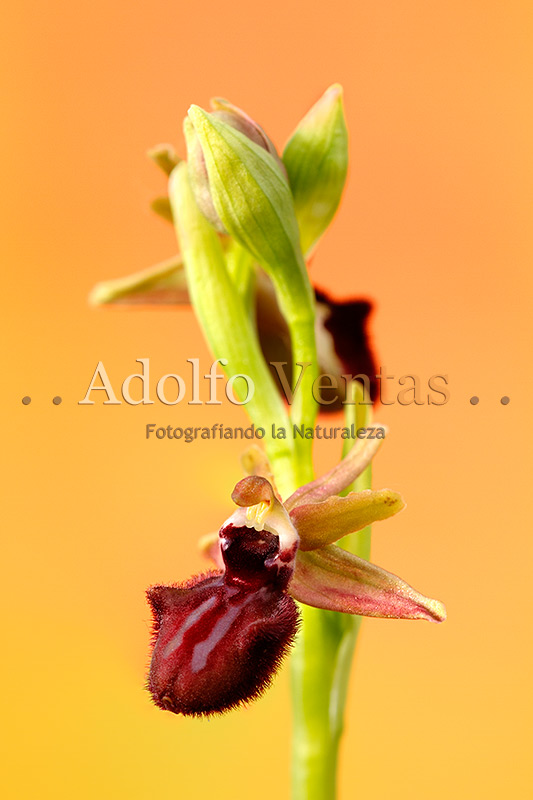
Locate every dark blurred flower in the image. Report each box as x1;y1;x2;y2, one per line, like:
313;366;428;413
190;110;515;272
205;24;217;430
255;270;377;408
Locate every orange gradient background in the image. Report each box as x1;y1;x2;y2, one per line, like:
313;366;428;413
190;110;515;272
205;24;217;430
2;2;532;798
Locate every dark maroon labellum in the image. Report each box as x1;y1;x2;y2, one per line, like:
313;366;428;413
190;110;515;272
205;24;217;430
147;524;299;716
314;289;377;407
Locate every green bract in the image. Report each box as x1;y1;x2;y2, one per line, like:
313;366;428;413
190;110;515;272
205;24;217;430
283;84;349;257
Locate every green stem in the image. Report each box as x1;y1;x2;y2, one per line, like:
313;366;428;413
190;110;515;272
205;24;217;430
170;163;300;493
289;606;344;800
265;266;317;486
287;315;318;484
288;384;372;800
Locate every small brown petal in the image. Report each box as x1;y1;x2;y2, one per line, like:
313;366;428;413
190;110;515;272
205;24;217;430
241;445;279;495
231;476;275;507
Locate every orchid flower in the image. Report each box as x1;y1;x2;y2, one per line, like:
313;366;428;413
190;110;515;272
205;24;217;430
147;438;445;717
90;84;447;797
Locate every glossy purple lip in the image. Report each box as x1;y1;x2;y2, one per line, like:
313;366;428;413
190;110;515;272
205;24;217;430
147;519;300;717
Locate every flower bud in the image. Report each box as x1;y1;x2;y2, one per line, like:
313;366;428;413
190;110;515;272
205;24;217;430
185;99;285;234
283;84;349;256
182;108;318;447
183;116;224;233
210;98;285;174
185;105;304;276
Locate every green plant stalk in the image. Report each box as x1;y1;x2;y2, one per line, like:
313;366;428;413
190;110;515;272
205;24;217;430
288;388;372;800
171;148;357;797
224;234;317;492
284;307;317;487
170;162;299;496
248;259;316;487
186;109;319;482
